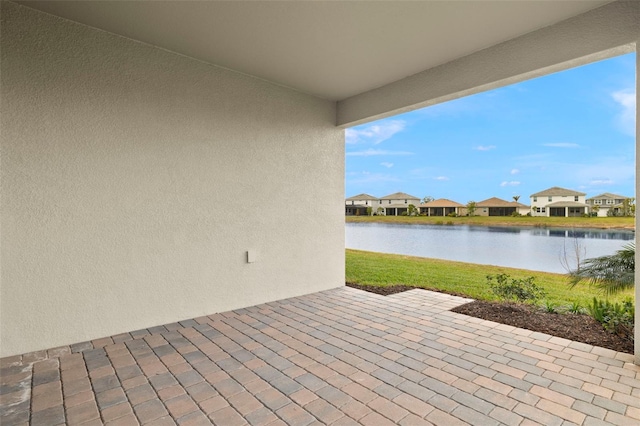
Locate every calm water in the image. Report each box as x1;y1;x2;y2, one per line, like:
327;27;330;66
345;223;635;273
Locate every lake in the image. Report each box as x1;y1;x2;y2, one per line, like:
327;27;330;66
345;223;635;273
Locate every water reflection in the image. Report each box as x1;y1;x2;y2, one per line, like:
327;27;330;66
534;228;634;240
345;223;635;273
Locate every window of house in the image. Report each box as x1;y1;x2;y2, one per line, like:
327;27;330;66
536;207;541;213
542;207;546;213
574;196;579;202
595;199;602;205
404;200;407;204
548;196;552;202
533;197;537;202
389;200;391;204
607;199;614;204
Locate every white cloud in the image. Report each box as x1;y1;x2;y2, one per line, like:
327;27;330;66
510;169;520;175
434;176;449;181
346;149;413;157
612;89;636;136
500;181;521;187
542;142;580;148
345;120;406;145
380;162;394;168
589;179;614;186
474;145;496;151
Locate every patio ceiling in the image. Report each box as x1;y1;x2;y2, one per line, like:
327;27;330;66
15;0;612;102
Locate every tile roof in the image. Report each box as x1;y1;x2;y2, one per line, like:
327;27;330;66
587;192;630;200
530;186;586;197
380;192;420;200
345;193;378;201
419;198;464;207
476;197;515;207
546;201;588;207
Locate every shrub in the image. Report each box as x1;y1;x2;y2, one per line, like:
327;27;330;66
587;298;634;340
567;301;585;315
543;301;557;313
447;212;457;217
487;273;547;304
510;211;521;217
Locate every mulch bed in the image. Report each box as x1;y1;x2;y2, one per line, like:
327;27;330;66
346;282;634;355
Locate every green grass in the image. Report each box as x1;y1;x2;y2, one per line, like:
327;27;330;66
346;249;634;307
346;215;635;230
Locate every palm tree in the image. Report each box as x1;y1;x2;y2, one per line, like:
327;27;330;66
569;243;635;295
512;195;520;203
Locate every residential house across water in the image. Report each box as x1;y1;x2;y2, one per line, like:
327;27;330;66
345;193;378;216
346;187;632;218
419;198;464;216
587;193;633;217
530;187;588;217
345;192;421;216
476;197;530;217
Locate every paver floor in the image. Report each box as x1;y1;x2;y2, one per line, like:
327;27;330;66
1;287;639;425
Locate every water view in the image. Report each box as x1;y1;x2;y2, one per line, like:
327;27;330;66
345;223;635;273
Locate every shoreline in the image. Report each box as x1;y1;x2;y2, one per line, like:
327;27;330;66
345;216;635;231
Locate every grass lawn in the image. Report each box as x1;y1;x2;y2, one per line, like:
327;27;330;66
346;249;634;308
346;215;635;230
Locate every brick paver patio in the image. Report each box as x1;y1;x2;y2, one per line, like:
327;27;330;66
1;287;639;425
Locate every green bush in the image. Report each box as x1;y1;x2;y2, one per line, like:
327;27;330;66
543;300;557;313
567;301;585;315
487;273;547;304
587;298;634;340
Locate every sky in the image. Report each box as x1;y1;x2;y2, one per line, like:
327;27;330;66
345;53;636;204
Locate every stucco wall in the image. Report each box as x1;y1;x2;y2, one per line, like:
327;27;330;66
0;2;344;357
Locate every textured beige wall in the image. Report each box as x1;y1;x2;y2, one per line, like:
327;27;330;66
0;2;344;357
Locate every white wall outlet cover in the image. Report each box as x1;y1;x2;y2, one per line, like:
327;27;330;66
247;250;256;263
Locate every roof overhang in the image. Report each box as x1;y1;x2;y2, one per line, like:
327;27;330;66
14;1;637;127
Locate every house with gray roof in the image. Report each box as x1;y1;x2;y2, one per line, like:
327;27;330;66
345;193;378;216
530;187;588;217
378;192;421;216
586;193;633;217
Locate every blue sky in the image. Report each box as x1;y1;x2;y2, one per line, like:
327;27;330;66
345;53;636;204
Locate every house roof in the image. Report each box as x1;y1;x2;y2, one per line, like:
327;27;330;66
345;193;378;201
530;187;586;197
546;201;589;208
380;192;420;200
19;1;612;101
587;193;630;200
420;198;464;208
477;197;515;207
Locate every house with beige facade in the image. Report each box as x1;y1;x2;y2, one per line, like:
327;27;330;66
419;198;464;216
530;187;588;217
475;197;530;216
345;193;378;216
586;193;633;217
376;192;421;216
